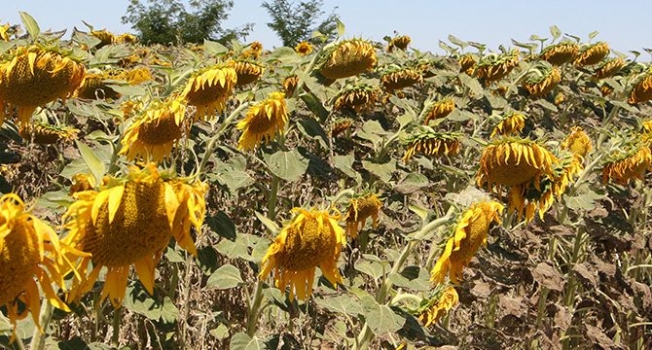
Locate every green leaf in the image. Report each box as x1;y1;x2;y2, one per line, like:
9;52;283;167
19;12;40;40
459;74;483;96
315;294;363;317
387;266;432;292
230;332;266;350
75;140;105;185
206;211;237;240
203;39;228;56
333;153;361;183
296;117;329;148
206;264;244;290
362;160;396;183
300;91;329;122
448;34;467;48
215;233;264;262
265;149;309;182
355;259;386;281
588;31;600;40
438;40;454;54
407;204;429;224
255;211;280;235
361;296;406;336
335;18;346;38
209;324;230;340
550;25;561;40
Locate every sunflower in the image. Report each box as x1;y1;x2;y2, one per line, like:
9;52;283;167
0;45;85;125
295;41;313;56
474;50;519;84
18;122;78;144
228;60;265;86
75;71;121;100
317;38;377;80
90;29;115;48
241;41;263;60
237;92;288;151
561;126;593;161
62;164;207;308
333;83;378;113
417;286;459;327
69;173;97;195
119;98;187;162
387;35;411;52
521;63;561;98
628;70;652;104
0;193;82;337
539;42;579;66
402;129;462;163
259;207;346;301
476;137;557;190
574;42;610;67
344;193;382;239
602;141;652;184
600;83;615;97
0;24;12;41
594;57;625;80
490;111;526;138
431;201;504;284
330;118;354;138
458;54;476;75
423;98;455;124
115;33;138;45
282;75;300;97
179;63;237;121
554;92;566;105
380;65;424;93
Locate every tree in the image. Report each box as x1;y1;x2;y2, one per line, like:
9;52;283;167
262;0;339;47
122;0;253;45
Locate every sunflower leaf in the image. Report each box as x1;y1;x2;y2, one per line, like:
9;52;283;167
360;295;406;336
19;12;40;40
230;332;265;350
315;294;363;317
265;149;309;182
206;264;244;290
75;140;106;185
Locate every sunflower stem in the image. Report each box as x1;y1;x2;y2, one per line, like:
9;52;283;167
267;174;280;220
246;280;265;337
29;300;54;350
112;307;122;348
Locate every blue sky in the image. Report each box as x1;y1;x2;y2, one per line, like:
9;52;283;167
3;1;652;55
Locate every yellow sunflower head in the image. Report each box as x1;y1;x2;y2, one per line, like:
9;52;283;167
458;53;477;75
62;163;207;308
0;23;13;41
490;111;526;138
642;120;652;134
387;35;411;52
259;207;346;301
75;71;121;100
574;42;610;67
115;33;138;45
19;122;78;145
602;140;652;185
402;129;463;163
330;118;354;138
241;41;263;60
521;62;561;98
69;173;97;195
0;45;85;125
628;70;652;104
477;137;557;191
295;41;314;56
474;50;520;84
317;38;377;80
380;65;424;93
344;193;382;239
180;63;237;121
227;59;265;86
237;91;289;151
0;193;80;336
540;42;579;65
282;75;300;97
423;98;455;125
119;98;187;163
594;57;625;80
431;201;504;284
333;83;379;113
561;126;593;161
417;286;459;327
90;29;116;48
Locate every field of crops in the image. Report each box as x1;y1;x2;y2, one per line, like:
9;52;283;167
0;13;651;350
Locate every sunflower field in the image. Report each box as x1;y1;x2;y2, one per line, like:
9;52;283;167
0;13;651;350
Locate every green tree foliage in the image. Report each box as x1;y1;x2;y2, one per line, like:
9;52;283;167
122;0;253;45
262;0;339;47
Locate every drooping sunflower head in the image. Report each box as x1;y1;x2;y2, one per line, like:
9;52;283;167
241;41;263;60
75;70;120;100
330;117;354;138
63;163;207;308
333;83;379;113
115;33;138;45
423;98;455;125
90;29;116;48
490;111;526;138
119;97;188;162
594;57;625;80
227;59;265;86
282;75;300;97
19;122;78;144
317;38;377;80
642;120;652;134
574;42;610;67
379;64;424;93
0;193;78;335
0;23;12;41
237;91;289;151
539;41;579;65
295;41;313;56
431;201;504;284
458;53;477;75
521;62;561;98
561;126;593;160
628;69;652;104
474;49;520;83
180;63;237;121
602;140;652;185
0;45;86;125
259;207;346;301
69;173;97;195
477;137;557;191
344;193;382;238
387;35;411;52
417;286;459;327
402;128;463;163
